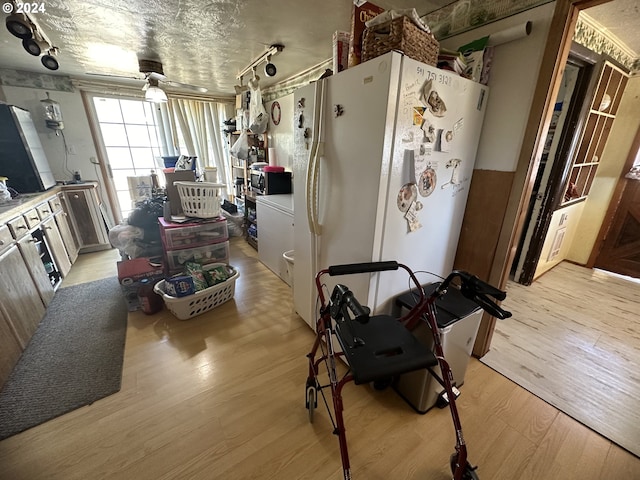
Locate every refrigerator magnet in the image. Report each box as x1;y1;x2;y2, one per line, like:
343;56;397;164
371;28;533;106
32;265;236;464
404;201;422;232
419;79;432;105
413;106;426;126
427;90;447;117
418;167;437;197
421;118;436;144
440;129;453;152
397;183;417;213
441;158;463;189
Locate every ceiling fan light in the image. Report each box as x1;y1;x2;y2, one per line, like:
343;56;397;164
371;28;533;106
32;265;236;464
6;13;33;39
145;85;167;103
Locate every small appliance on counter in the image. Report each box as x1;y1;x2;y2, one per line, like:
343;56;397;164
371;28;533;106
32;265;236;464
250;165;292;195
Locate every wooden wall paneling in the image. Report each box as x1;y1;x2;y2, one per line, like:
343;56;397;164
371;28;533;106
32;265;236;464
454;169;515;357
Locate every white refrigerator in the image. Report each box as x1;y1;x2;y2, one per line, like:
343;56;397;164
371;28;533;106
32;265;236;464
293;51;489;328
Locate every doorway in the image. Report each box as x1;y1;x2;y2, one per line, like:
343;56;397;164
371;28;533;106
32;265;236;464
512;47;596;284
591;126;640;277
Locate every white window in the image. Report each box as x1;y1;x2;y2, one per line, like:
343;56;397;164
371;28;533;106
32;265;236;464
92;97;161;219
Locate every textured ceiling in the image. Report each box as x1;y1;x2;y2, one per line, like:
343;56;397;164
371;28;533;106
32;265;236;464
584;0;640;54
0;0;636;98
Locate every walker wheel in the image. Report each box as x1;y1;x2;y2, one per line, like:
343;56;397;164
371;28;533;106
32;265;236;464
450;453;479;480
305;384;317;423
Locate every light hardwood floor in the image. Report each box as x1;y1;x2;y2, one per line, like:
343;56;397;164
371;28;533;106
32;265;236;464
0;239;638;479
482;262;640;458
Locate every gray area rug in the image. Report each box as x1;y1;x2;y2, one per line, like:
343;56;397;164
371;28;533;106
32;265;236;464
0;276;127;440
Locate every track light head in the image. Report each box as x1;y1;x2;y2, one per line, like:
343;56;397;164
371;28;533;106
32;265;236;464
22;33;49;56
6;13;33;39
41;49;59;70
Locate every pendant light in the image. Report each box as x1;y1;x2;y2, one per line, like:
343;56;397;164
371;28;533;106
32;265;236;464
144;78;167;103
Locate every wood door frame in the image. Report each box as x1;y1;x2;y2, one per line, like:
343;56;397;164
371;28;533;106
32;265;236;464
587;124;640;267
516;45;599;285
474;0;612;356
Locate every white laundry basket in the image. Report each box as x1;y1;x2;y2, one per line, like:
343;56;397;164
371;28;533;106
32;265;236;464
174;181;226;218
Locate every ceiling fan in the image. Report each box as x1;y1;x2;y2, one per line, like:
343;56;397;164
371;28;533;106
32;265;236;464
87;58;208;100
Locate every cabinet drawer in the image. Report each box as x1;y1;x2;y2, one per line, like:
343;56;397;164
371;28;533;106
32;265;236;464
49;195;63;213
162;219;228;249
7;215;29;239
24;208;42;229
0;225;13;254
36;201;53;220
165;240;229;272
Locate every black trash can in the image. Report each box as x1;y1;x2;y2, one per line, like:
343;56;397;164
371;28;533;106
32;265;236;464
393;283;482;413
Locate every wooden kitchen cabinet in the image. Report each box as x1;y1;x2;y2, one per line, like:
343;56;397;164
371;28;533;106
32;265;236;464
49;194;78;263
17;233;55;305
0;244;46;348
0;306;22;388
41;217;72;277
62;184;110;252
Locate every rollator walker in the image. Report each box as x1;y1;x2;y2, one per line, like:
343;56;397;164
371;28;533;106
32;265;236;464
304;261;511;480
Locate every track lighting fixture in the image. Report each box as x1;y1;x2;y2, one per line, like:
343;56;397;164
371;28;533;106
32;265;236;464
237;44;284;84
22;31;48;56
5;4;61;70
41;48;59;71
5;12;32;39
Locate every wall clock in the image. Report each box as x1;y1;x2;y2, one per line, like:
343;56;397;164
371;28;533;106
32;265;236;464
271;101;281;125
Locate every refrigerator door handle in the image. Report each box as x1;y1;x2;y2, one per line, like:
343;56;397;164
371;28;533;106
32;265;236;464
306;139;321;235
306;81;326;236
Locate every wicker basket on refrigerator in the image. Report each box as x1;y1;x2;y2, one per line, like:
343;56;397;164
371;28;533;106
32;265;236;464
362;15;439;66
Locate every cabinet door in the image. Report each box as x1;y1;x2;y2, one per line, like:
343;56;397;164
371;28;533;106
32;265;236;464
42;217;72;277
54;210;79;264
17;234;55;305
64;187;109;250
0;306;23;389
0;245;45;348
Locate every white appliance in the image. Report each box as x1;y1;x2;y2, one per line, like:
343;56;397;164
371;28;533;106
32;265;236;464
293;51;489;328
256;194;294;285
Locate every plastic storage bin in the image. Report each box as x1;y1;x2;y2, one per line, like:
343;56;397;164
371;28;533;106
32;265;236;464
393;283;483;413
154;264;239;320
165;240;230;273
161;217;228;249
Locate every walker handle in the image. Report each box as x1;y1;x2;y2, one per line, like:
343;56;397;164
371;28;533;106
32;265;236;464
328;261;399;276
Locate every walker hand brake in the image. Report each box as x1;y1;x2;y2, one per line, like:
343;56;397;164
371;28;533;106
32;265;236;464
439;271;512;320
330;284;371;323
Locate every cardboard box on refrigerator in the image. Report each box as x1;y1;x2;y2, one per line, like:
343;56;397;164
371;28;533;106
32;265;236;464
333;31;350;73
117;257;165;311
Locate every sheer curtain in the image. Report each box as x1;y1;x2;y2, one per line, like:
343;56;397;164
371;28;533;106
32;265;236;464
156;98;233;193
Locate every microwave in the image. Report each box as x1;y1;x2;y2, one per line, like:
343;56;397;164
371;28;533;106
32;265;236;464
250;170;292;195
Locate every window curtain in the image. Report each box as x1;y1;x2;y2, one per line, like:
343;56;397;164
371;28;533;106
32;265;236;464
155;98;232;194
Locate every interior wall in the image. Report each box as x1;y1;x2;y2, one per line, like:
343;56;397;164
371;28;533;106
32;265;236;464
440;2;555;281
567;75;640;263
0;84;112;220
264;93;294;171
440;2;556;173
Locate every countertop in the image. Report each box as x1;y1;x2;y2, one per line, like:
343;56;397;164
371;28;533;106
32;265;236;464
0;182;98;224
